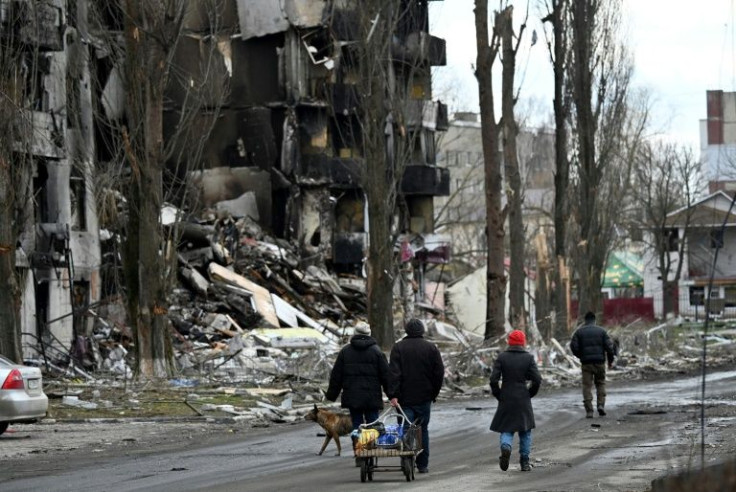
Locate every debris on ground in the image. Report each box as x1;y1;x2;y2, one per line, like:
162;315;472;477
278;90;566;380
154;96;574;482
19;208;736;426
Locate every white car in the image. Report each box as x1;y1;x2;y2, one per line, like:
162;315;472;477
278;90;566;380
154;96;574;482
0;354;48;435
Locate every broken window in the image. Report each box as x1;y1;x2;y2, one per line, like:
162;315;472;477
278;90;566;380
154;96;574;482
70;166;87;231
663;228;678;252
298;107;329;155
397;0;429;39
689;286;704;306
330;115;361;157
335;191;365;233
33;160;49;223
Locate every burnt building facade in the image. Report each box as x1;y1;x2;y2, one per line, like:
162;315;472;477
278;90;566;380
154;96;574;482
1;0;101;359
165;0;449;272
4;0;448;358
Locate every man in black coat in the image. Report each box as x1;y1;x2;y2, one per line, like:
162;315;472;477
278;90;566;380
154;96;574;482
490;329;542;472
388;318;444;474
570;311;616;418
326;322;390;430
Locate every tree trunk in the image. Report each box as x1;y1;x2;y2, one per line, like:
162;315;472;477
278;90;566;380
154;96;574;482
549;0;570;337
0;25;28;362
662;279;676;317
122;0;176;378
498;7;525;329
571;0;601;318
361;0;397;350
534;231;552;339
474;0;506;340
0;157;21;362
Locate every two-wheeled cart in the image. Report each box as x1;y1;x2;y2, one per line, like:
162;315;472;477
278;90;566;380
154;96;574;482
353;406;422;483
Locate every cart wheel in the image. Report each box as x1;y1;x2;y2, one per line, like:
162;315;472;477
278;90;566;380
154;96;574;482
367;457;374;481
411;456;416;481
402;457;411;482
360;459;367;483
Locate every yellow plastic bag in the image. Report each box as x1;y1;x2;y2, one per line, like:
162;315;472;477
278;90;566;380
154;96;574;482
355;428;379;451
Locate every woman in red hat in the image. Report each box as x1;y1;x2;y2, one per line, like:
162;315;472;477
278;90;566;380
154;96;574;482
489;329;542;472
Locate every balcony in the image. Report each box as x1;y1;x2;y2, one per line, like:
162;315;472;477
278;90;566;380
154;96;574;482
401;165;450;196
405;100;449;131
299;154;362;188
393;32;446;67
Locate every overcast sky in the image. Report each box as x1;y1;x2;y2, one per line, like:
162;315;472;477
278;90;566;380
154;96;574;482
429;0;736;148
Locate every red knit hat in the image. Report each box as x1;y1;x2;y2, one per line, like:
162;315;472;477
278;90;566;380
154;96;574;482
507;330;526;346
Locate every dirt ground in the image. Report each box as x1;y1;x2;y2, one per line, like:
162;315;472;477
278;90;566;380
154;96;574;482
0;418;249;461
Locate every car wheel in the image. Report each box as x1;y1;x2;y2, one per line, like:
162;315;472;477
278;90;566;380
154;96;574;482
0;422;8;436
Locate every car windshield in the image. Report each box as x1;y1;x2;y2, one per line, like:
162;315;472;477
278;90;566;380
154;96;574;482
0;354;15;367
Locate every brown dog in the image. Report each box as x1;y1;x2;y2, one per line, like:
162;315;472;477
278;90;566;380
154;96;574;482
304;404;353;456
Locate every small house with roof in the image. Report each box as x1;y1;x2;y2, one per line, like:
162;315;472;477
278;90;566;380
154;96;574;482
642;190;736;319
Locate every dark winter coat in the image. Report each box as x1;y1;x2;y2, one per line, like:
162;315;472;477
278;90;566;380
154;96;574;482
569;323;616;365
325;335;389;410
489;346;542;433
388;335;444;406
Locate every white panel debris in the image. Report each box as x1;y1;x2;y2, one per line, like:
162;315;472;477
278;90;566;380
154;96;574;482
237;0;289;40
237;0;326;40
215;191;260;220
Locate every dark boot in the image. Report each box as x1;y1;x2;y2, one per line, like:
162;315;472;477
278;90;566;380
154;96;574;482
499;445;511;471
585;402;594;418
597;407;606;417
520;457;531;472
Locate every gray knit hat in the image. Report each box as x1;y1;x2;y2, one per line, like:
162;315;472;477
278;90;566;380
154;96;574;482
354;321;371;336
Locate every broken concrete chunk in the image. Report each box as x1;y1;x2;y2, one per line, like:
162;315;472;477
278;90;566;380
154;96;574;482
62;395;98;410
215;192;259;220
181;267;210;295
208;263;279;327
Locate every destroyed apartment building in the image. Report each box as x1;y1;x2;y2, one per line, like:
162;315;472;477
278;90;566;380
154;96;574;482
3;0;450;371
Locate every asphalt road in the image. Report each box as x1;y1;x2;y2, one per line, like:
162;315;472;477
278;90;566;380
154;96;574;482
2;370;735;492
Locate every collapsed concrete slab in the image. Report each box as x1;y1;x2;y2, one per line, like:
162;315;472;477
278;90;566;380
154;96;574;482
208;262;280;327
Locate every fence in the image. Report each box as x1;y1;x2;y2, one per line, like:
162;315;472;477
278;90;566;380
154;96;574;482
571;298;655;325
573;289;736;325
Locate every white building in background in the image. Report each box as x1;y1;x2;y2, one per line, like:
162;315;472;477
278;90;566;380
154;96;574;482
642;191;736;320
434;113;555;268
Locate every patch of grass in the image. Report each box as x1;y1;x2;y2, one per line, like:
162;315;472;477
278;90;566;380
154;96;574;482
45;384;259;420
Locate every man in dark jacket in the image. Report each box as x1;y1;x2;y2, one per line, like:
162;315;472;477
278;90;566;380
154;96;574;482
388;318;444;474
326;322;390;430
570;311;616;418
490;329;542;472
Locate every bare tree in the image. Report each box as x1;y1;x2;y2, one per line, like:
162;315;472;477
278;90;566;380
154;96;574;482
116;0;187;377
567;0;633;318
84;0;229;378
474;0;506;339
0;7;38;361
541;0;571;336
498;4;528;329
632;142;701;317
355;0;400;349
354;0;436;348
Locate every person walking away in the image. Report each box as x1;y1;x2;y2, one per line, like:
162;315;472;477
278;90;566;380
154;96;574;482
490;329;542;472
326;322;390;430
569;311;616;418
388;318;444;474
